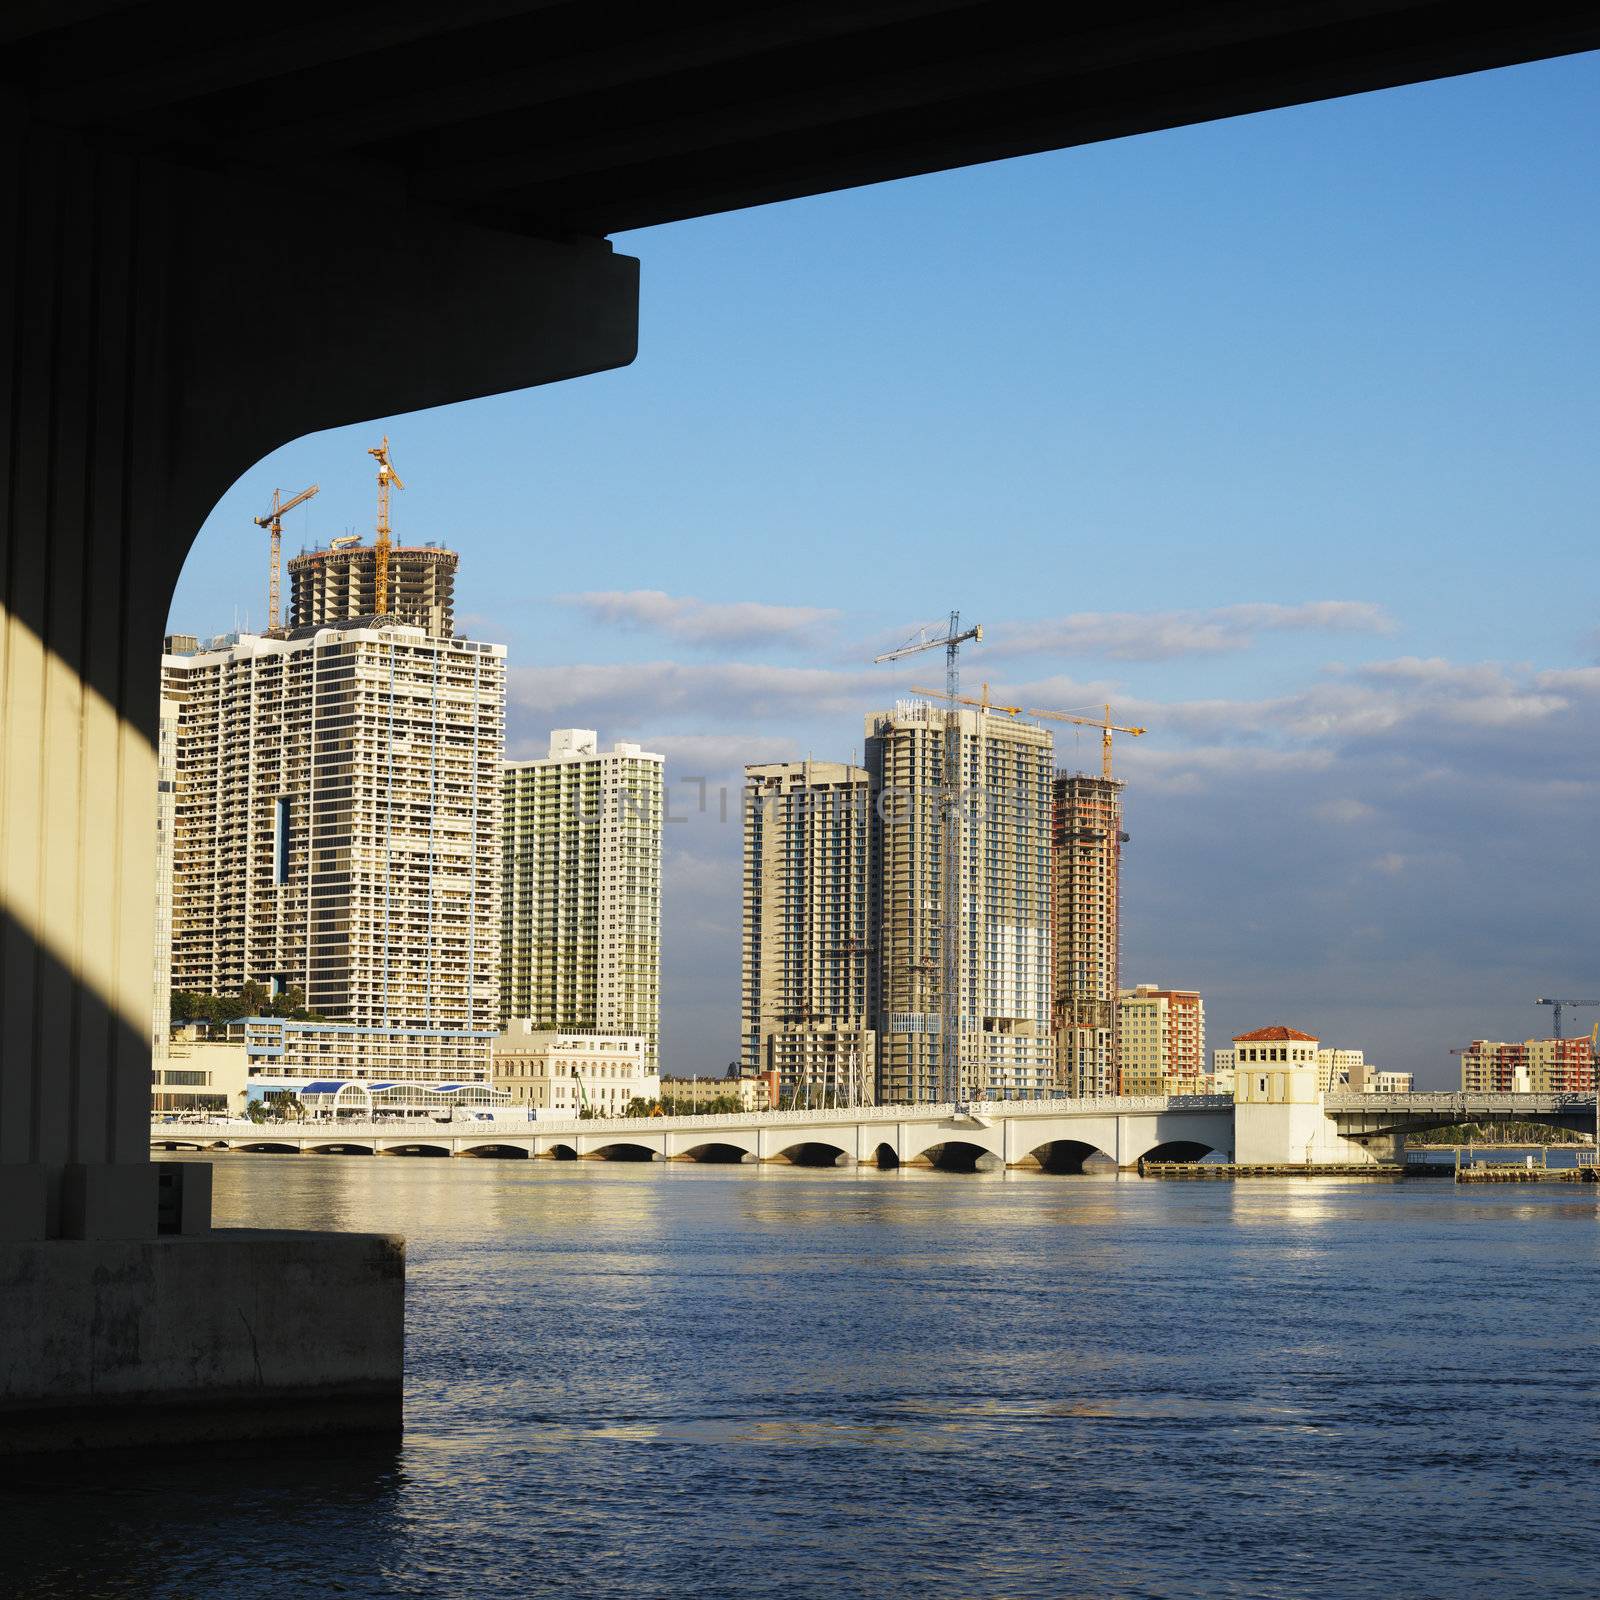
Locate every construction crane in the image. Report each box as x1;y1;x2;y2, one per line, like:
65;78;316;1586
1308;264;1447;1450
874;612;983;1110
367;436;404;616
251;483;318;632
1535;997;1600;1039
910;686;1146;780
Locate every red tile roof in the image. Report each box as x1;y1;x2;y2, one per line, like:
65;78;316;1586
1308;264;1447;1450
1233;1026;1318;1042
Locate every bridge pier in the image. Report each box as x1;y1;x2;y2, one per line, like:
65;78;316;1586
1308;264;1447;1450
0;113;636;1448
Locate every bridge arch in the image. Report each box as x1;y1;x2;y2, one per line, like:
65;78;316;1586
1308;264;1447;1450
545;1142;579;1161
676;1142;756;1165
235;1141;299;1155
584;1141;661;1162
378;1142;452;1157
918;1139;1004;1173
305;1142;375;1156
1138;1139;1215;1166
1021;1139;1111;1175
870;1141;899;1170
457;1143;531;1159
769;1139;854;1168
899;1124;1004;1170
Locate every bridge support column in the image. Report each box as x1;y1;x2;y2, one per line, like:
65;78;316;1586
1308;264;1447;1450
0;116;636;1448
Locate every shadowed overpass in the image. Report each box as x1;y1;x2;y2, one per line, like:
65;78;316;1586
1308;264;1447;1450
5;3;1598;1446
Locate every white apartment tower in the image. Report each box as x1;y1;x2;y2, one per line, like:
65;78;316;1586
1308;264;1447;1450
163;622;505;1070
742;761;876;1106
501;730;663;1070
1053;772;1124;1097
866;702;1055;1104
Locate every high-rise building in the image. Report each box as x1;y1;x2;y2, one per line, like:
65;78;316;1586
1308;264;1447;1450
741;760;876;1106
152;688;181;1059
1052;772;1123;1097
287;542;459;637
164;619;505;1080
501;730;663;1070
1116;983;1205;1094
866;701;1054;1104
1459;1037;1594;1093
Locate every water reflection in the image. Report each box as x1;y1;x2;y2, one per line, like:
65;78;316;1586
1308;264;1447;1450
4;1154;1596;1599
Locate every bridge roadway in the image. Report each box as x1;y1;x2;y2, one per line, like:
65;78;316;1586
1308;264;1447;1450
153;1096;1238;1172
154;1092;1598;1171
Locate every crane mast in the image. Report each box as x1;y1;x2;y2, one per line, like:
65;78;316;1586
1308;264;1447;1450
367;436;405;616
252;482;319;633
875;612;983;1109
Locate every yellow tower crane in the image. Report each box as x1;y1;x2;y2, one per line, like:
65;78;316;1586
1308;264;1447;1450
367;435;405;616
909;686;1146;779
252;483;319;633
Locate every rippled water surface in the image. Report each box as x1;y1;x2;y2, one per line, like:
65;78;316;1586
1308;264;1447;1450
8;1157;1600;1598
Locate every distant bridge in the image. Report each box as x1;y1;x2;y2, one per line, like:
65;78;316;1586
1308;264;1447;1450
154;1092;1597;1172
154;1096;1237;1172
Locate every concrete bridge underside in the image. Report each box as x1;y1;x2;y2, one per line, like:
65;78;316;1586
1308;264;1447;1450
7;4;1600;1447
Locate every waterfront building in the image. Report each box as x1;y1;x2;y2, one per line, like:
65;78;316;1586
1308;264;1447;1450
742;760;876;1106
1052;773;1124;1098
1459;1038;1594;1094
163;620;505;1082
286;541;459;638
152;1033;247;1116
493;1023;660;1116
501;730;664;1071
1116;984;1205;1095
866;701;1054;1103
662;1073;774;1112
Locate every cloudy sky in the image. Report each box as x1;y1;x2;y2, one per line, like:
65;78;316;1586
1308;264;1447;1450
171;52;1600;1085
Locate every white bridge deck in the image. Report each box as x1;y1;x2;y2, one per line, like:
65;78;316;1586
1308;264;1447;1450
153;1093;1594;1170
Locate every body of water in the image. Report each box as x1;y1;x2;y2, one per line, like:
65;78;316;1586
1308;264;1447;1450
7;1156;1600;1598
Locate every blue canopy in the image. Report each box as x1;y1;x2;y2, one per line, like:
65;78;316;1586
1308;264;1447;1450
298;1080;352;1094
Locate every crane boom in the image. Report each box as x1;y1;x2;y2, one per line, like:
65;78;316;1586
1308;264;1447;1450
1535;997;1600;1039
252;482;319;632
911;686;1146;780
367;436;405;616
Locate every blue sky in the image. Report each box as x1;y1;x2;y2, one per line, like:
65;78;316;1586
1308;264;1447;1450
172;52;1600;1083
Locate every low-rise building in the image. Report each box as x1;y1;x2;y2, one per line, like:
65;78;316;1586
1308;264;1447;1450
1346;1061;1413;1094
662;1074;774;1112
493;1024;660;1116
152;1035;248;1116
234;1017;494;1084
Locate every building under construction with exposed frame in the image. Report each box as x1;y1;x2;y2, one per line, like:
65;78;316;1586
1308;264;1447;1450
287;542;459;638
1052;772;1125;1097
742;760;876;1107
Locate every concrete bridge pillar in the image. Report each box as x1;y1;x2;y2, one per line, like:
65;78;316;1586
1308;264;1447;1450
0;116;636;1446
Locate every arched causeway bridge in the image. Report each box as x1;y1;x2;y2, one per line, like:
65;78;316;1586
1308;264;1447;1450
155;1096;1237;1172
152;1092;1596;1172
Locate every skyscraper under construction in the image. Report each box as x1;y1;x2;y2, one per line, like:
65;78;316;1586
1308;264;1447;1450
742;760;876;1106
866;701;1054;1104
1052;772;1124;1097
287;542;459;637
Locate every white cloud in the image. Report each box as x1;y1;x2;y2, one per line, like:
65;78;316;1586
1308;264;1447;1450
989;601;1396;662
560;589;839;648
